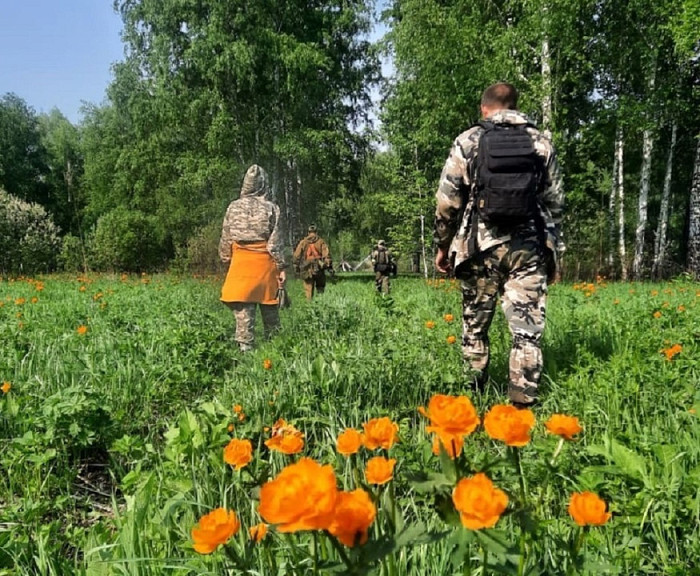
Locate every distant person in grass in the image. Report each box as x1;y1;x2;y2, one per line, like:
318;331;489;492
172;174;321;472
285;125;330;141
371;240;395;294
293;225;333;300
433;82;564;408
219;164;287;352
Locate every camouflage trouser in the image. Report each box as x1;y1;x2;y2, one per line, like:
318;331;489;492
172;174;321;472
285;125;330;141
375;271;390;294
459;237;547;404
230;303;280;351
303;271;326;300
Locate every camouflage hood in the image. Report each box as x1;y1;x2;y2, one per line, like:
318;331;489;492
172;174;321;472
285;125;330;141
240;164;270;199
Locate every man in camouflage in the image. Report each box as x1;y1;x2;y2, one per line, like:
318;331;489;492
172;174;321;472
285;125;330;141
293;225;333;300
434;83;564;407
371;240;395;294
219;164;287;352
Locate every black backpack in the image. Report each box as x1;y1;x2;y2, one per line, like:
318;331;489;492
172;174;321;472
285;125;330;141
472;121;545;225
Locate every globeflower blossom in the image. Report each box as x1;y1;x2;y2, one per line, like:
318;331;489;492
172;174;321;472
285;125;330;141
336;428;363;456
365;456;396;485
484;404;535;447
248;523;268;542
419;394;480;458
568;492;611;526
191;508;240;554
661;344;682;361
265;418;305;454
1;381;10;394
328;489;376;547
258;458;338;532
362;417;399;450
544;414;583;440
452;473;508;530
223;438;253;470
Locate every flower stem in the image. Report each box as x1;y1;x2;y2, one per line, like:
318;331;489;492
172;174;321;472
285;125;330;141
566;527;587;576
550;437;565;467
325;530;353;572
512;447;528;576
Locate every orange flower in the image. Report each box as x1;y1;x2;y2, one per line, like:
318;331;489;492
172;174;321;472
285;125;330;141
365;456;396;485
233;404;243;414
265;433;304;454
249;523;268;542
446;335;457;344
653;311;662;319
15;298;25;305
484;404;535;447
191;508;240;554
419;394;480;438
263;358;273;370
425;320;435;329
30;297;38;304
223;438;253;470
661;344;682;361
362;417;399;450
568;492;611;526
336;428;363;456
227;424;234;432
77;325;88;335
265;419;305;454
452;473;508;530
1;381;10;394
544;414;583;440
258;458;338;532
431;431;464;459
328;489;376;547
443;313;454;322
79;285;86;292
678;305;686;312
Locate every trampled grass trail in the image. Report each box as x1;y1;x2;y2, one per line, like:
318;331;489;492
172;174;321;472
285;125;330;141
1;273;699;574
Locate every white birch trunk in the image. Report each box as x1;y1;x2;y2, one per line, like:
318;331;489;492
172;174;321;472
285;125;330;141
652;122;677;278
541;35;552;134
616;126;627;280
632;128;654;278
608;128;619;269
686;135;700;276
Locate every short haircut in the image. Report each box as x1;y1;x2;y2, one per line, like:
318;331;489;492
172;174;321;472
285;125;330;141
481;83;519;110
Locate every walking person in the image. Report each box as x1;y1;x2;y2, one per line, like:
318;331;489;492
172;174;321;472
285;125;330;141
293;225;332;300
434;82;564;408
219;164;287;352
371;240;395;294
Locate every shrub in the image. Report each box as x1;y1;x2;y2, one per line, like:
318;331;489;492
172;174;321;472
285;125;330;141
91;207;165;272
0;189;61;275
172;219;224;274
58;233;91;272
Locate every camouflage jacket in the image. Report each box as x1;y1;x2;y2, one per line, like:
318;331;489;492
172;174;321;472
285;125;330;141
293;234;332;277
218;165;287;270
434;110;565;278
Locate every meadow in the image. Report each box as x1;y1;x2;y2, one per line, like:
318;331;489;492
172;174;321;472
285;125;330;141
0;273;699;575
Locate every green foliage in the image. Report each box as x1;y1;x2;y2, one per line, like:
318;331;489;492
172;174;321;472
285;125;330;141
171;219;225;275
0;189;62;275
58;233;90;273
91;207;166;272
0;93;48;205
2;275;700;573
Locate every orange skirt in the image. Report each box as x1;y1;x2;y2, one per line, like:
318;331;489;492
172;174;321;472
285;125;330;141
221;242;279;305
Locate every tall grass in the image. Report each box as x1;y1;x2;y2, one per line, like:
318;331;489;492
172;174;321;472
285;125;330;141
1;274;699;574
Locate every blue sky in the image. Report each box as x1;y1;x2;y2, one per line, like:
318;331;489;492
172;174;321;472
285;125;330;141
0;1;124;123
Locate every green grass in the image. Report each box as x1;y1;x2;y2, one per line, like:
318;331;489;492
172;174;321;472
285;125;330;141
1;273;699;575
